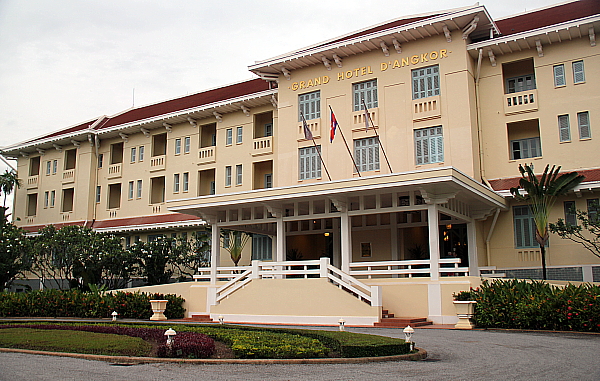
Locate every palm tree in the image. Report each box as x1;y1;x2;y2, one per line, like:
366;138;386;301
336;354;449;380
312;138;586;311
510;164;584;280
0;170;21;207
221;230;251;267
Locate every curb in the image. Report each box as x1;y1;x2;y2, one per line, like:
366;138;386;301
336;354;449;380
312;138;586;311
0;347;427;364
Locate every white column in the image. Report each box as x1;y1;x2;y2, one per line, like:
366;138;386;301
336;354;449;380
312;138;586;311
276;216;285;262
210;224;220;285
467;221;478;276
340;211;351;273
391;213;399;261
428;204;440;281
332;218;341;268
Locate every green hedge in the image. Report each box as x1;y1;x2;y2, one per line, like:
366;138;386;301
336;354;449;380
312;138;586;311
0;289;185;319
471;279;600;332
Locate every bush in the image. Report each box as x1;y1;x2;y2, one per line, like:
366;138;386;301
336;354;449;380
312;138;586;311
0;290;185;319
471;279;600;332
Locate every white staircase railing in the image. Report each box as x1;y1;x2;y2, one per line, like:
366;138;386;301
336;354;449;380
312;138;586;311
349;258;468;278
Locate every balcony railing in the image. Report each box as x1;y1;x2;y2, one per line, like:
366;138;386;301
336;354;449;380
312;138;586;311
504;89;538;115
297;118;321;140
62;169;75;184
412;95;441;121
107;163;122;179
252;136;273;156
198;147;216;165
27;175;39;189
150;155;166;172
351;109;379;131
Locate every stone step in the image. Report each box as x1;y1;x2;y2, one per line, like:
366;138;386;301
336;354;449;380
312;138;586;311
374;317;432;328
183;314;214;322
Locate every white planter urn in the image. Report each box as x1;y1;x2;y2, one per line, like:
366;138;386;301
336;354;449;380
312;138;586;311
149;299;169;321
453;300;476;329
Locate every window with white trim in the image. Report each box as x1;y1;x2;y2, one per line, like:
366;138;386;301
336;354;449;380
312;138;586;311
138;146;144;161
183;172;189;192
136;180;142;199
96;186;101;203
264;173;273;188
558;114;570;142
553;64;565;87
46;161;51;175
564;201;577;226
513;205;537;249
353;79;378;111
175;138;182;155
173;173;180;193
573;60;585;84
44;191;49;208
50;190;55;207
52;160;57;174
226;129;233;145
354;137;380;172
225;166;232;187
236;127;243;144
128;181;134;199
298;146;321;180
184;137;191;153
412;66;439;99
578;111;591;139
414;126;444;165
97;154;103;168
511;137;541;160
506;74;536;94
298;91;320;121
130;147;136;163
236;165;242;185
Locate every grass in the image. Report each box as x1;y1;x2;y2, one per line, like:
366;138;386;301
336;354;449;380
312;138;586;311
0;328;153;357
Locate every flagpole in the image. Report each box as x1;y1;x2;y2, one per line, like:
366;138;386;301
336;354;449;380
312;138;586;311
329;105;361;177
362;99;393;173
301;112;332;181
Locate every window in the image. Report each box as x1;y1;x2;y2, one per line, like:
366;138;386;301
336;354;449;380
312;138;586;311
175;138;181;155
46;161;51;175
353;80;378;111
412;65;439;99
210;181;216;195
236;127;243;144
98;154;103;168
558;115;570;142
225;166;232;187
506;74;536;93
564;201;577;226
588;199;599;223
298;146;321;180
264;123;273;137
513;205;537;248
125;236;131;248
298;90;321;121
29;157;40;176
110;142;124;164
183;172;189;192
184;137;190;153
96;186;101;203
354;137;380;172
62;188;74;212
414;126;444;165
264;173;273;189
139;146;145;161
108;183;122;209
236;164;242;185
52;160;57;174
128;181;134;199
573;60;585;84
226;129;233;145
136;180;142;199
27;194;37;216
578;112;591;139
252;235;272;260
553;64;565;87
44;191;49;208
130;147;136;163
173;173;180;193
50;190;55;207
511;137;541;160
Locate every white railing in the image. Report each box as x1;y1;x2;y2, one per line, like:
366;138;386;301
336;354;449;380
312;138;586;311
199;258;381;307
350;258;469;279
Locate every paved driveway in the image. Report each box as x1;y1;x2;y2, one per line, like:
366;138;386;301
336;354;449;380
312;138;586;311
0;327;598;380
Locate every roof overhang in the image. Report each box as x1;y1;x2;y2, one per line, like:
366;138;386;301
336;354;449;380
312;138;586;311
249;5;497;78
168;167;507;224
467;14;600;59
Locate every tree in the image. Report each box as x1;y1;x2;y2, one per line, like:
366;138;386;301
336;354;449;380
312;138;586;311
0;208;33;290
0;170;21;208
549;200;600;259
510;164;585;280
221;230;251;266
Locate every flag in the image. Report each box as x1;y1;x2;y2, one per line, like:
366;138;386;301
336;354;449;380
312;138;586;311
362;99;369;131
301;113;313;140
330;109;338;143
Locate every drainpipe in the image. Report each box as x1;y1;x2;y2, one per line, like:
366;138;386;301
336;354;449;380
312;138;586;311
474;49;492;189
485;209;501;267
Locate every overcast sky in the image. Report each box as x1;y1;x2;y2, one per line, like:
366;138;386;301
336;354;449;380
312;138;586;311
0;0;565;173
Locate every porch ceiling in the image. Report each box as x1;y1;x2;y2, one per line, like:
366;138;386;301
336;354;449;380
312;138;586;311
169;167;506;224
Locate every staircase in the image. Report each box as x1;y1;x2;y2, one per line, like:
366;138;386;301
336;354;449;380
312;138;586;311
182;314;214;323
374;309;432;328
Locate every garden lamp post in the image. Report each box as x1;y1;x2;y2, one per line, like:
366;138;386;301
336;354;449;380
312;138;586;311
403;325;414;350
164;328;176;347
218;315;224;324
111;311;118;321
338;318;346;331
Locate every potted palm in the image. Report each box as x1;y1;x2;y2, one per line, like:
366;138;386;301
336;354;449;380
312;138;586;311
452;289;476;329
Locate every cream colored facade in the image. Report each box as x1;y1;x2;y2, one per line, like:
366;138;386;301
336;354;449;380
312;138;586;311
3;2;600;324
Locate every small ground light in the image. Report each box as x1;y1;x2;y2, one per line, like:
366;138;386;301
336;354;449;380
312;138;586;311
164;328;176;346
218;315;224;324
338;318;345;331
111;311;118;321
403;325;414;350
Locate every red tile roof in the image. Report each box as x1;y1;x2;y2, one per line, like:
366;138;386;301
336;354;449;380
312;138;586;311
489;168;600;192
98;78;270;130
496;0;600;36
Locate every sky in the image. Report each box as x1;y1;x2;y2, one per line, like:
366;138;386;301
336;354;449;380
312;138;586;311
0;0;566;176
